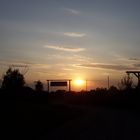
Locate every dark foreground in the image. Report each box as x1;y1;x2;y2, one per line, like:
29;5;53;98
42;105;140;140
1;90;140;140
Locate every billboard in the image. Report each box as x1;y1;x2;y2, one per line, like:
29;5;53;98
50;81;67;86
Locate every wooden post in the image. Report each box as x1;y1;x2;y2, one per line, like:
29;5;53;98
86;80;87;91
47;80;50;93
68;80;71;92
126;71;140;88
138;73;140;87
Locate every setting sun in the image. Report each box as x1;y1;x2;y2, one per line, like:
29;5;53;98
74;79;85;86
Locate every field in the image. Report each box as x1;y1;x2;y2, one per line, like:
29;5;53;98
1;92;140;140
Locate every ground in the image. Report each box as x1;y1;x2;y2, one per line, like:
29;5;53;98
1;96;140;140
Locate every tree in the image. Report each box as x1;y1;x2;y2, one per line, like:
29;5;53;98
118;74;133;90
35;80;44;92
1;68;25;90
108;85;118;95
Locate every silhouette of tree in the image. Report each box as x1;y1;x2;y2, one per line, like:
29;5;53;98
109;85;118;95
109;85;118;91
35;80;44;92
1;68;25;90
119;74;133;90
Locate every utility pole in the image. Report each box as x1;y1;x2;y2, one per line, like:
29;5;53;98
108;76;110;90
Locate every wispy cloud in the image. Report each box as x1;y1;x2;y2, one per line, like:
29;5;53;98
64;32;86;37
133;63;140;67
44;45;85;52
111;54;140;65
77;63;136;71
64;8;80;15
0;60;31;67
129;57;140;61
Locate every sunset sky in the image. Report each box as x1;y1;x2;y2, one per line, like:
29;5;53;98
0;0;140;89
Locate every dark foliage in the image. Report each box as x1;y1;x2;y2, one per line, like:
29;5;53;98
1;68;25;90
35;80;44;92
118;74;133;90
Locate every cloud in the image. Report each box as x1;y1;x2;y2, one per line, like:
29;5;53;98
113;54;140;63
0;60;31;67
129;57;140;61
77;63;135;71
133;63;140;67
64;8;80;15
63;68;74;71
64;32;86;37
44;45;85;52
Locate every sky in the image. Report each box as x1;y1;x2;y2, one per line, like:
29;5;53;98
0;0;140;90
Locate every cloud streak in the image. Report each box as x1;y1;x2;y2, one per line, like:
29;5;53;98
77;63;137;71
44;45;85;52
129;57;140;61
64;8;80;15
64;32;86;37
0;60;31;67
133;63;140;67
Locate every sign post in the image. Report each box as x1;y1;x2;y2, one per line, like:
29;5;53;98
46;79;72;93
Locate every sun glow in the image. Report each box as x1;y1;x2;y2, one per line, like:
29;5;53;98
74;79;85;86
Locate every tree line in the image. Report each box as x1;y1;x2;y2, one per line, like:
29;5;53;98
0;68;139;93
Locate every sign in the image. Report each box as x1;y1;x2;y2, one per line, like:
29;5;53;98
50;81;67;86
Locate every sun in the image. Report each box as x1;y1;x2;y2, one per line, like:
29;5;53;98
74;79;85;86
